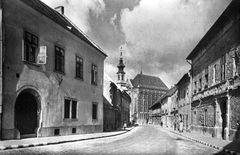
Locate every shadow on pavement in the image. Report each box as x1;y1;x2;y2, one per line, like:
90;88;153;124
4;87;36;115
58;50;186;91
214;123;240;155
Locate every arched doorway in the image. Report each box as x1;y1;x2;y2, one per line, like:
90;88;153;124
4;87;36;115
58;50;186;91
15;89;41;138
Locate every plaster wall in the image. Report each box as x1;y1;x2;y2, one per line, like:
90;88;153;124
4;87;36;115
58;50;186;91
2;0;105;139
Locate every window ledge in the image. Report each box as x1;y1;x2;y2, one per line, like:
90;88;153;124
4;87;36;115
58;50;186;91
92;119;98;122
91;83;98;86
63;118;78;121
75;77;84;81
54;70;65;75
23;60;40;67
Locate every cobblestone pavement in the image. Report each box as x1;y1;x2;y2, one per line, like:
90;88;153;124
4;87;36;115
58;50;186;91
0;125;225;155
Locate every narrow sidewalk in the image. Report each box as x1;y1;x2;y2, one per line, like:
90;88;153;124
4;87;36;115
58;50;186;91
161;126;240;155
0;126;135;151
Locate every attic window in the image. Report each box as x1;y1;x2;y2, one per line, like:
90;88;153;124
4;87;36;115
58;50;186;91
67;26;72;30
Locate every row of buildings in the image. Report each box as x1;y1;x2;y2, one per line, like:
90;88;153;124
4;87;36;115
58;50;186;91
103;53;131;132
149;0;240;142
0;0;131;140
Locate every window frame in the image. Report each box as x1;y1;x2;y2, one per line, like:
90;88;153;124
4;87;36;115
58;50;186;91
220;55;226;81
23;31;39;64
64;98;78;120
55;45;65;74
213;64;217;84
76;55;84;80
91;64;98;85
92;102;98;120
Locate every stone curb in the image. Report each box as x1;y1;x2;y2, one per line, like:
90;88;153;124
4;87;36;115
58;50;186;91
167;130;240;155
0;127;135;151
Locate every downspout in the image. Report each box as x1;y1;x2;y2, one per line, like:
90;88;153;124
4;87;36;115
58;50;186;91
186;59;192;132
0;1;3;140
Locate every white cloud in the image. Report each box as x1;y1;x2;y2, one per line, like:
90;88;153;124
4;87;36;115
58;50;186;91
119;0;230;86
110;13;117;29
41;0;105;33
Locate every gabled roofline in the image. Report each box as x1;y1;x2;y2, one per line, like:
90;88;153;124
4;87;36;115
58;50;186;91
20;0;107;57
63;15;107;57
186;0;239;60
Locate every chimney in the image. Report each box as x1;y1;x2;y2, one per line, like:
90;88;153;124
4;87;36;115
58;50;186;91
55;6;64;15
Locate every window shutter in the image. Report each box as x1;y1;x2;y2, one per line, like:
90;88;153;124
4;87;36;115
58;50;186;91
22;40;25;61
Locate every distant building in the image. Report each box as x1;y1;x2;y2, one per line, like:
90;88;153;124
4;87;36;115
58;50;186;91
0;0;107;140
187;0;240;141
176;72;191;131
149;86;177;127
103;73;118;131
127;73;169;125
103;51;131;131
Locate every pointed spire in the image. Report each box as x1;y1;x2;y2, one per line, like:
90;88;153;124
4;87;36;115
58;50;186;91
117;46;126;86
120;46;122;57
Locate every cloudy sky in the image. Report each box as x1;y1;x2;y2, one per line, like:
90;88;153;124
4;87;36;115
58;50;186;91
41;0;231;88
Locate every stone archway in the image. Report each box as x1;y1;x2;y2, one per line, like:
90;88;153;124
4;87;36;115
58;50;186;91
15;89;41;138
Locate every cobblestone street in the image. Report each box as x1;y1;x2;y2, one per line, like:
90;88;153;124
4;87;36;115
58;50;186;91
0;126;224;155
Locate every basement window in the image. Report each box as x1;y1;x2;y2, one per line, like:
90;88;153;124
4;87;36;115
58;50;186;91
54;129;60;136
72;128;76;134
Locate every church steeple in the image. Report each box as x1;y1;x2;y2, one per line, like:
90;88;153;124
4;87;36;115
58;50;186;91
117;47;126;86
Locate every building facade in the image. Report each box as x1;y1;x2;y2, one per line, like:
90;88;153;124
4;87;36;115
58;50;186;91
0;0;107;140
103;70;131;131
128;73;169;125
177;72;191;131
103;73;118;131
187;0;240;141
149;87;177;127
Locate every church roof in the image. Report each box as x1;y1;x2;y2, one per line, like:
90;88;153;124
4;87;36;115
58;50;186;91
131;74;169;90
20;0;107;57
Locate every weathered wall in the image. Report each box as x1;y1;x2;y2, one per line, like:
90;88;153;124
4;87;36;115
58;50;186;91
2;0;105;139
190;2;240;141
229;89;240;141
192;13;240;77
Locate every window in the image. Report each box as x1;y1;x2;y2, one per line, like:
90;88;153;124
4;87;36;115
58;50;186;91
64;99;78;119
221;55;226;81
205;73;208;89
194;81;197;93
54;129;60;136
55;46;65;73
91;64;98;85
76;56;83;79
199;78;202;91
24;31;38;63
204;109;208;126
92;103;98;119
213;64;217;84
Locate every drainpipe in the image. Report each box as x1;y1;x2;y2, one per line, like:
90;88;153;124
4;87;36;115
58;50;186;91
0;3;3;140
225;87;231;140
186;59;192;132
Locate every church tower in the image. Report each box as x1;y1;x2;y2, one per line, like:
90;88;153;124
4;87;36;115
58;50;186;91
117;47;126;86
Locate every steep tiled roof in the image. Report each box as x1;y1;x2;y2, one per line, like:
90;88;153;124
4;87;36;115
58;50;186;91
20;0;107;57
131;74;168;90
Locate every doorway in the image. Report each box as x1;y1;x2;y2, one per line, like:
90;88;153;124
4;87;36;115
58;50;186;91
15;90;40;138
220;100;227;139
